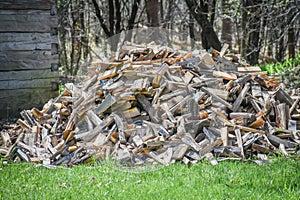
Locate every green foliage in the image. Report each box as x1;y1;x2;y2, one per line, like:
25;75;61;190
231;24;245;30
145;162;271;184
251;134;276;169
261;54;300;76
58;84;66;95
260;54;300;89
0;158;299;199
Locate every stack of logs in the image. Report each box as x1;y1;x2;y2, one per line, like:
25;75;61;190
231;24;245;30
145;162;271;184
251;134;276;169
1;42;299;166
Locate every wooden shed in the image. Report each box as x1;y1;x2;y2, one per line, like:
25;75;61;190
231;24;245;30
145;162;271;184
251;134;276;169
0;0;59;121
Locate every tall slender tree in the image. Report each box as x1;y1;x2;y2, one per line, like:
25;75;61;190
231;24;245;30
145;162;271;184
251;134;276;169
221;0;232;48
185;0;221;51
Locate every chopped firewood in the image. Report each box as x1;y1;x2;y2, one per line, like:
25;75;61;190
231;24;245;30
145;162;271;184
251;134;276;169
219;43;229;58
201;87;233;110
252;143;272;153
249;117;265;128
232;83;250;111
237;66;262;73
278;143;288;156
204;153;218;165
235;129;244;159
1;131;11;148
213;71;237;80
132;135;144;147
0;42;299;167
172;143;189;160
181;133;201;152
112;113;126;144
93;133;107;147
86;110;102;125
267;133;297;148
95;94;116;115
206;88;230;100
220;127;228;146
275;88;294;105
136;94;161;123
17;119;31;130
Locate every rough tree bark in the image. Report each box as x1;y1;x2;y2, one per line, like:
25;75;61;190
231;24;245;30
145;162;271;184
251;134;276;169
91;0;112;37
125;0;140;41
221;0;232;48
146;0;160;41
185;0;221;51
115;0;121;34
242;0;262;65
92;0;141;50
189;11;195;49
146;0;159;27
288;26;295;59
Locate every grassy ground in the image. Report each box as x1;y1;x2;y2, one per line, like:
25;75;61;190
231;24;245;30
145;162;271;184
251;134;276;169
0;157;299;200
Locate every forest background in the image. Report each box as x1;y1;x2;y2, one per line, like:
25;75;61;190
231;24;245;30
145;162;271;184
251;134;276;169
57;0;299;76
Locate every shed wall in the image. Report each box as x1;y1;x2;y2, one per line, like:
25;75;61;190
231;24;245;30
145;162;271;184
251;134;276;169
0;0;59;120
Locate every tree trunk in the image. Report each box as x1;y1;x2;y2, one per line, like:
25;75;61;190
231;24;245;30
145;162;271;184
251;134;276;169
91;0;112;37
125;0;140;41
146;0;160;27
241;0;247;58
243;0;262;65
115;0;121;34
276;33;285;62
160;0;164;22
185;0;221;51
288;26;295;59
163;0;174;28
189;11;195;49
221;0;232;48
108;0;115;35
146;0;160;41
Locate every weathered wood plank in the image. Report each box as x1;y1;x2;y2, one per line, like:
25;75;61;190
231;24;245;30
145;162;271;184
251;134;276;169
237;66;261;73
0;50;58;71
0;12;57;32
172;143;189;160
220;127;228;146
274;88;294;106
213;71;237;80
0;69;58;81
232;83;250;111
137;94;161;123
206;87;230;100
0;0;55;10
235;129;244;158
0;40;52;51
267;133;297;148
0;32;57;43
0;88;56;106
2;34;52;49
95;94;116;115
0;88;58;120
112;113;126;144
201;87;233;110
0;77;58;90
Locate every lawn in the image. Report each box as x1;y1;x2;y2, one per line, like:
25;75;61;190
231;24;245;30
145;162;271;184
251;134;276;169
0;157;299;200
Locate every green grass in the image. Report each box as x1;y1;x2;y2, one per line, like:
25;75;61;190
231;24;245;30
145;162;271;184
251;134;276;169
0;157;299;200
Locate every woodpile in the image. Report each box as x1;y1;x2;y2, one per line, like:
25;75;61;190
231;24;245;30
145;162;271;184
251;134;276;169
1;42;299;166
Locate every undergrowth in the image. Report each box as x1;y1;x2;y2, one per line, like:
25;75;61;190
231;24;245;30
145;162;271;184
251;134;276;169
260;54;300;76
